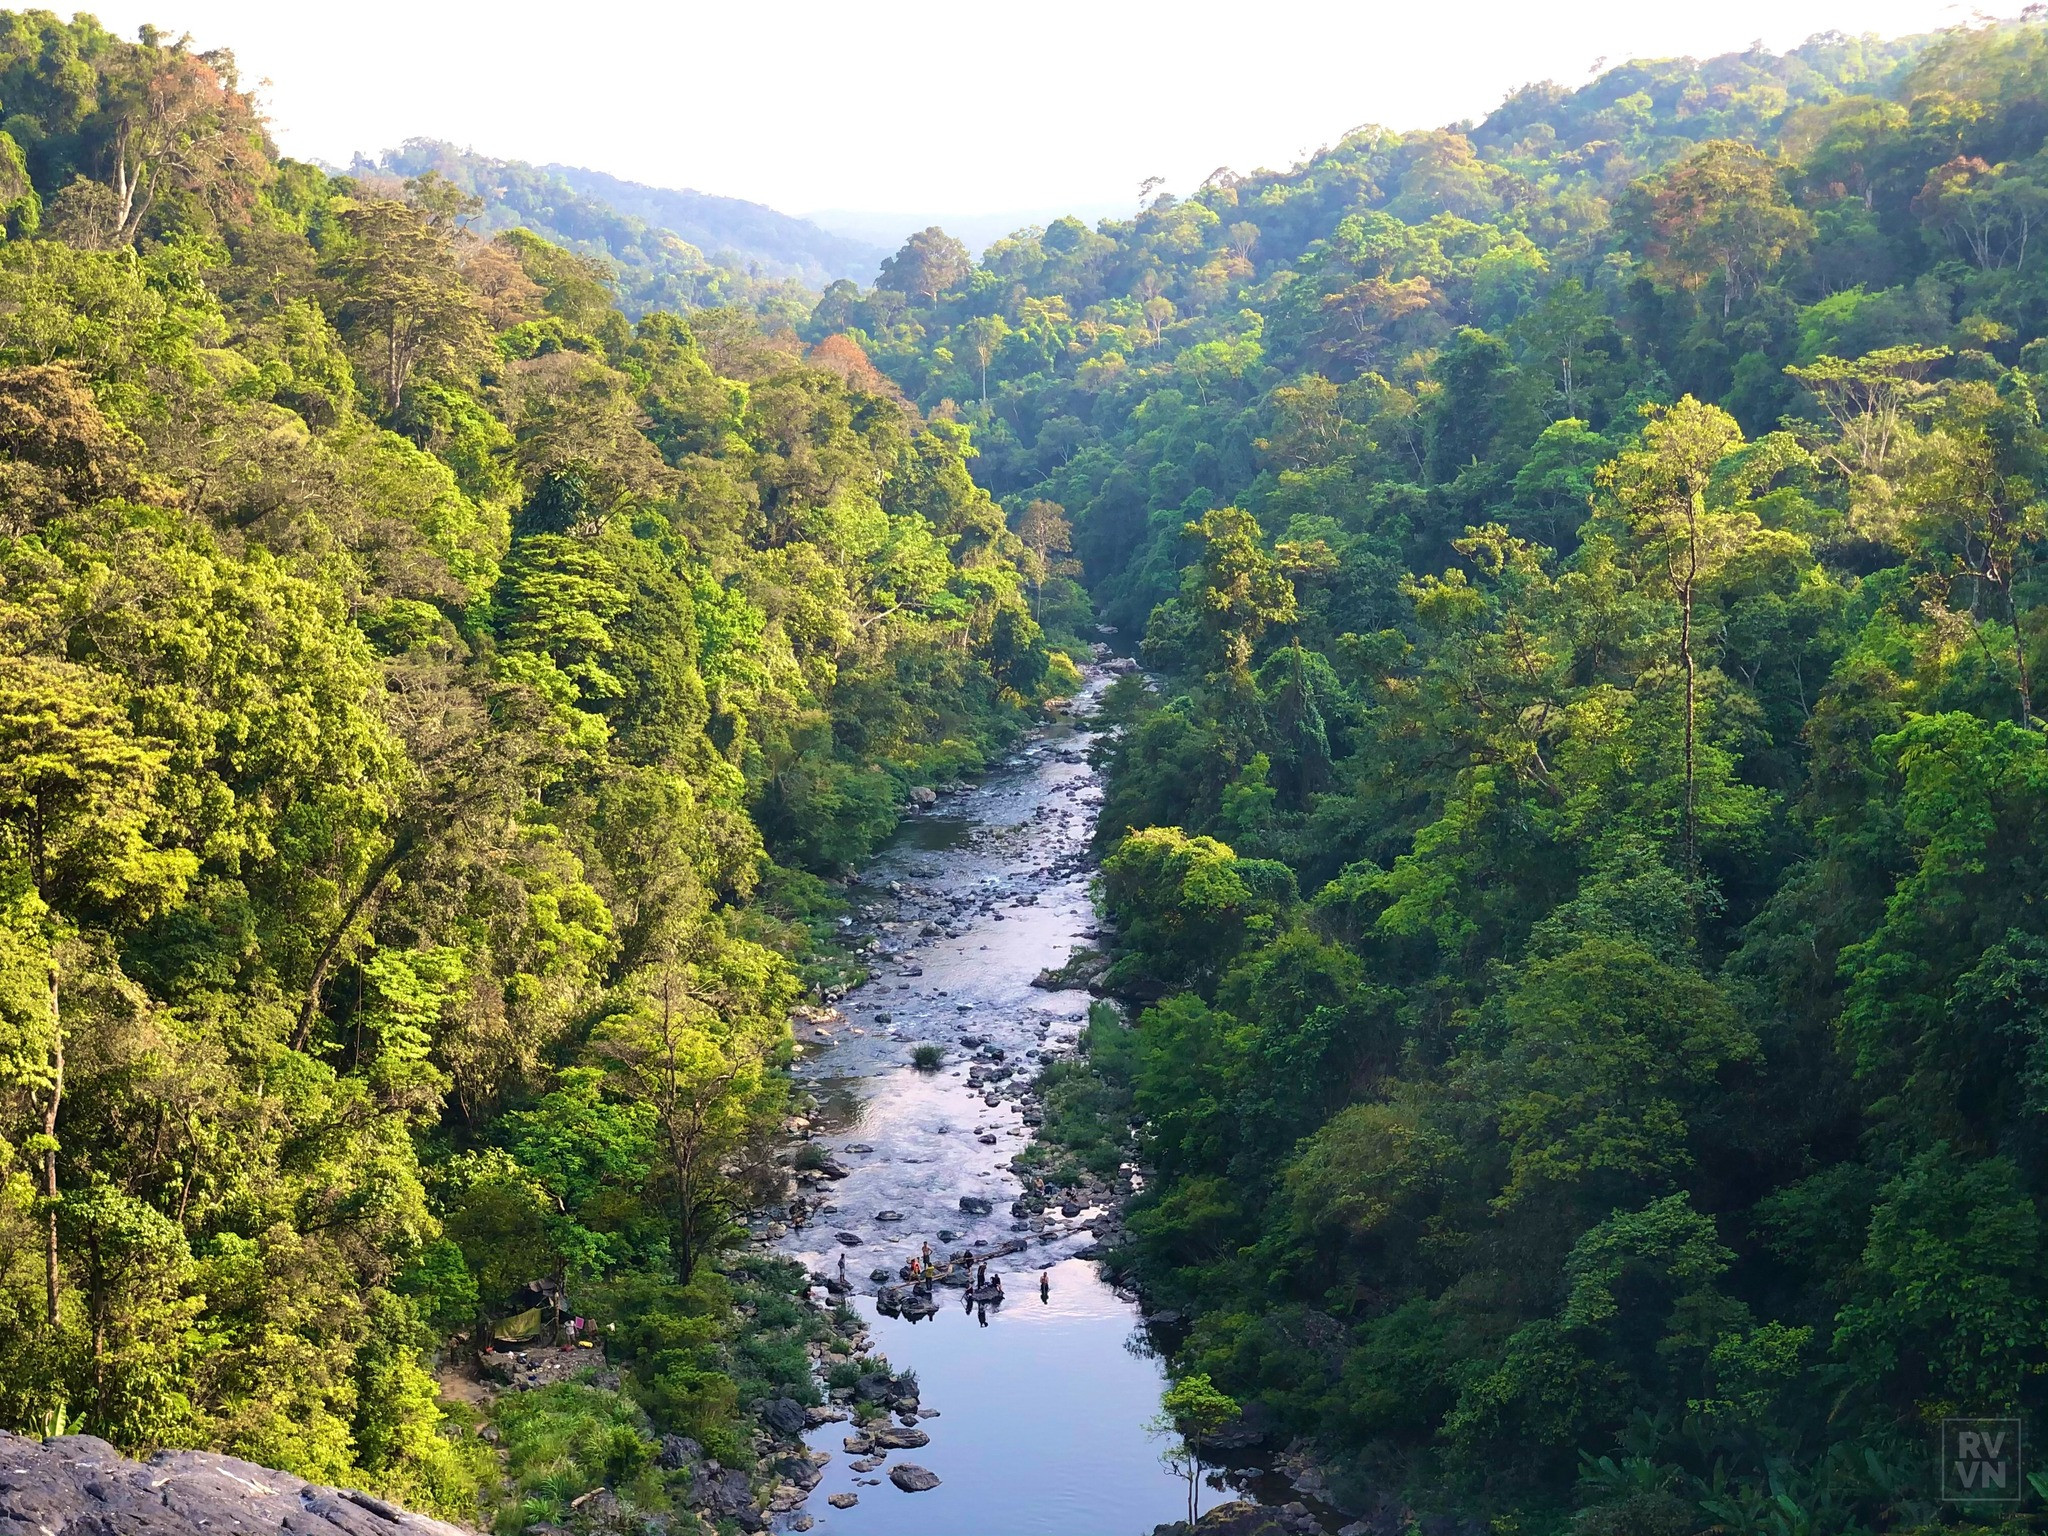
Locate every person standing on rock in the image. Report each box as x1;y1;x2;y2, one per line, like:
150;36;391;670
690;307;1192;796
1040;1270;1050;1303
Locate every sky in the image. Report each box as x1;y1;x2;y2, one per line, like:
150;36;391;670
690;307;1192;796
86;0;2005;229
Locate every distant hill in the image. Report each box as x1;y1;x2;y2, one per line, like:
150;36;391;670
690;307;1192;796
369;140;884;317
546;163;890;284
804;204;1131;257
368;139;797;316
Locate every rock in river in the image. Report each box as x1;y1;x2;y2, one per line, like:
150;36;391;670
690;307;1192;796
829;1491;859;1508
835;1230;863;1245
890;1463;942;1492
958;1195;995;1215
868;1424;931;1450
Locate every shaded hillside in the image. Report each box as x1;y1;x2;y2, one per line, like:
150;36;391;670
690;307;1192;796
549;161;889;284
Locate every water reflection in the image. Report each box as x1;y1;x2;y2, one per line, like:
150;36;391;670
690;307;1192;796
799;1261;1184;1535
773;669;1191;1535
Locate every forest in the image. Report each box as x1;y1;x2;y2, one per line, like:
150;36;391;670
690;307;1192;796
0;7;1077;1527
803;14;2048;1535
7;4;2048;1534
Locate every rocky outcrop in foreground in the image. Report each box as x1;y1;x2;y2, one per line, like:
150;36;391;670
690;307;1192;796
0;1433;472;1536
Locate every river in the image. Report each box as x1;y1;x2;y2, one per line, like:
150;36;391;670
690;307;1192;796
769;660;1194;1535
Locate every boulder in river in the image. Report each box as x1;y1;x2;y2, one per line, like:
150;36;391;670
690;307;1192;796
835;1230;863;1246
868;1424;931;1450
875;1209;905;1221
958;1195;994;1215
854;1372;896;1403
829;1492;859;1508
889;1464;942;1492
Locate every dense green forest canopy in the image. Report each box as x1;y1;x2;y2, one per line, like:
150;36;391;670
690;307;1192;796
0;7;1077;1524
816;14;2048;1533
10;4;2048;1532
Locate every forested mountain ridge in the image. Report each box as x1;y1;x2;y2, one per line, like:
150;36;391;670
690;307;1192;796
543;162;889;286
0;7;1078;1527
372;140;886;310
813;15;2048;1533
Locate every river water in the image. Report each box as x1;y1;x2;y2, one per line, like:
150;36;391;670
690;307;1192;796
771;663;1192;1535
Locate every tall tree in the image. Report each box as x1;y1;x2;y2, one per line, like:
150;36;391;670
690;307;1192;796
877;226;970;306
324;197;489;409
1628;140;1812;314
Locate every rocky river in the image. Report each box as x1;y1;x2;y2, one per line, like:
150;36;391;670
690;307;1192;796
766;660;1204;1534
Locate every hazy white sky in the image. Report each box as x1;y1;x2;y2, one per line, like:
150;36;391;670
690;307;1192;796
86;0;2000;221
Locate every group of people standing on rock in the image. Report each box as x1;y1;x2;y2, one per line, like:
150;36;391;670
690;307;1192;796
846;1235;1054;1312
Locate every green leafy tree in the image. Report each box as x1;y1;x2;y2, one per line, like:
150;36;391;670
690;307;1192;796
324;197;489;408
1153;1372;1240;1525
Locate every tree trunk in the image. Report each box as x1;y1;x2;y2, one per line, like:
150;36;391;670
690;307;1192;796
2008;578;2035;724
1681;502;1700;876
292;839;407;1052
42;971;62;1327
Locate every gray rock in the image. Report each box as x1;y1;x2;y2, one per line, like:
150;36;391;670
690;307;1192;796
691;1465;758;1524
828;1492;859;1508
657;1432;703;1469
1149;1500;1299;1535
759;1397;807;1437
0;1431;474;1535
867;1425;930;1450
889;1463;942;1492
958;1195;994;1215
